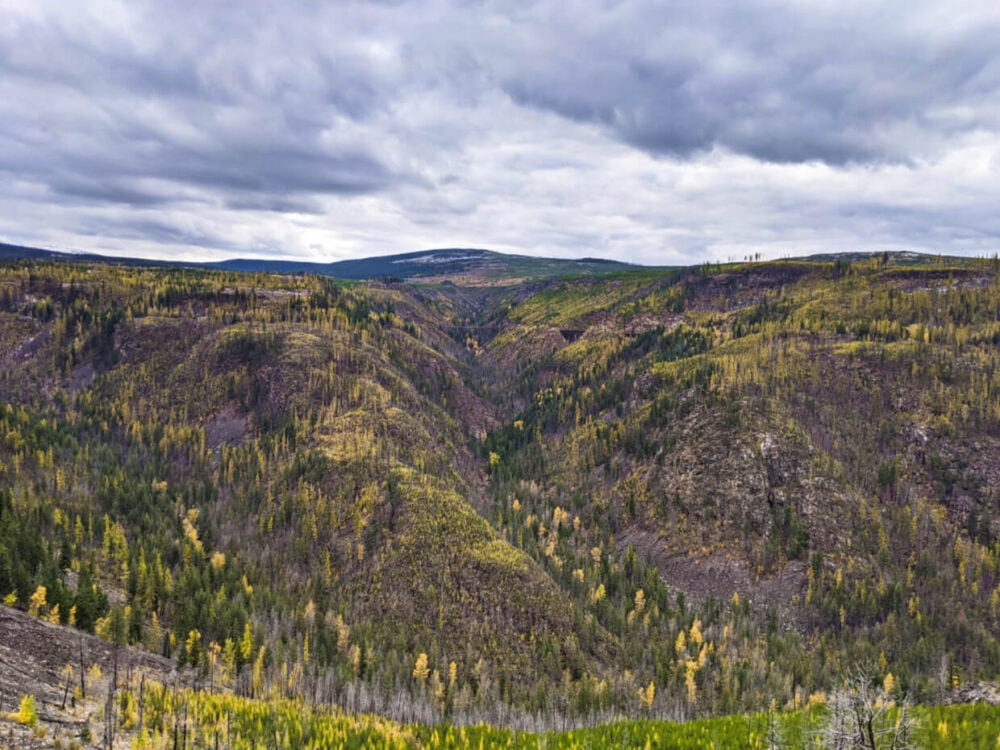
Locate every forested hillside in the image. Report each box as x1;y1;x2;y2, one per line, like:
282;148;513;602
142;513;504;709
1;254;999;744
476;256;1000;716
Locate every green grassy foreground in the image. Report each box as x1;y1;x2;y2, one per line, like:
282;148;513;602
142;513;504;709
112;683;1000;749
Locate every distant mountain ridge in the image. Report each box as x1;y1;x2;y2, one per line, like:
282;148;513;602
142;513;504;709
0;242;641;282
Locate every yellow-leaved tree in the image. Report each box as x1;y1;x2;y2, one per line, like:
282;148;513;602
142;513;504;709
28;585;47;618
413;652;430;683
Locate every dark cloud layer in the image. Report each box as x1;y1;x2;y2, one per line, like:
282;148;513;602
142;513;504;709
1;1;999;262
498;2;1000;165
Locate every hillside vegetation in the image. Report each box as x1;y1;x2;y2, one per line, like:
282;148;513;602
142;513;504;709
1;253;999;745
478;256;1000;713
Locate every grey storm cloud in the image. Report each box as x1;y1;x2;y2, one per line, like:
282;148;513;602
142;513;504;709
1;0;1000;262
497;1;1000;165
0;2;403;204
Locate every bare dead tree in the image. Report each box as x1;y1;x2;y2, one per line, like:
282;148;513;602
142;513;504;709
60;663;74;710
818;666;917;750
763;705;788;750
79;637;87;699
103;676;116;750
138;672;145;735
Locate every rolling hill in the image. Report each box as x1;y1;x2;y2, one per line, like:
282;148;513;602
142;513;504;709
1;249;999;746
0;242;640;284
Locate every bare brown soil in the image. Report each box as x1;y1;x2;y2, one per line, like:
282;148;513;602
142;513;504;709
617;526;807;631
0;605;173;748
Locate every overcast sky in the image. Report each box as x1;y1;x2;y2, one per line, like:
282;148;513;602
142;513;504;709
3;0;1000;266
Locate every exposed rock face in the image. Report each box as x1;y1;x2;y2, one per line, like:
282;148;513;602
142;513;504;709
946;682;1000;705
